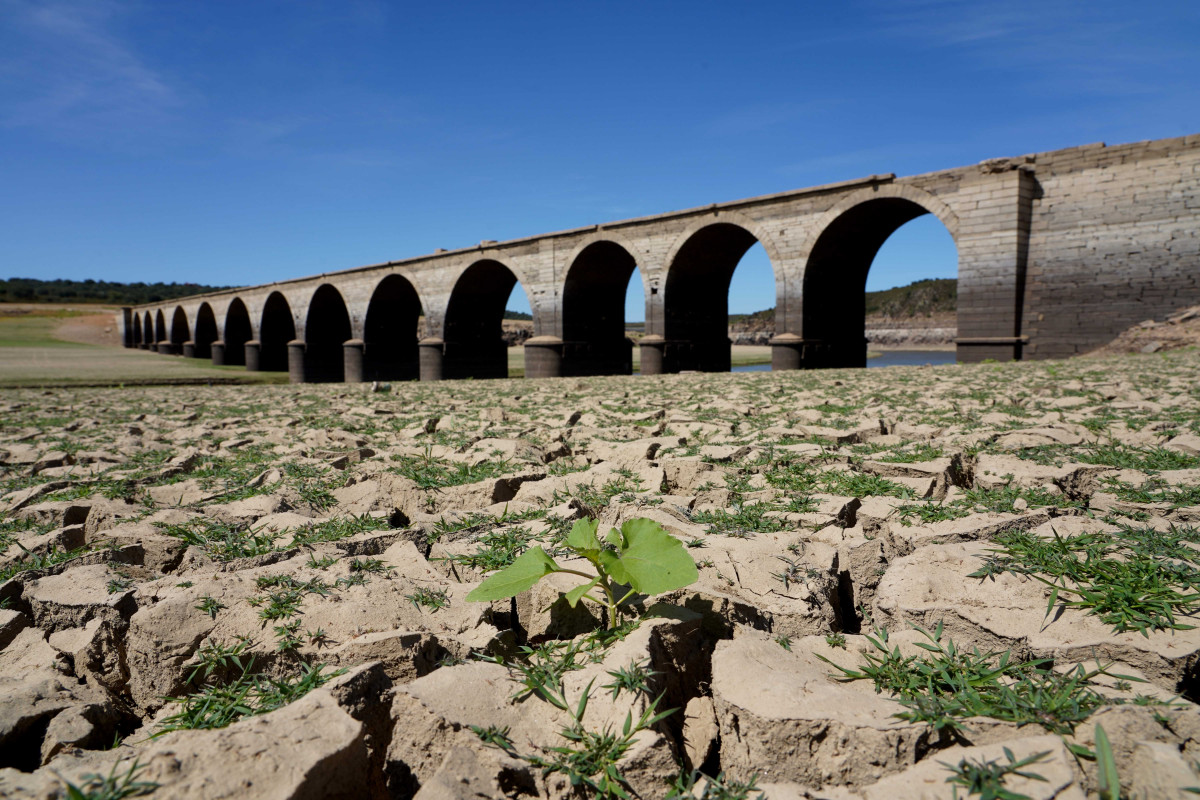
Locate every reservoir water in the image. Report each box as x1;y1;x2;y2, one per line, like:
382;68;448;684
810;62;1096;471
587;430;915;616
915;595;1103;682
730;349;957;372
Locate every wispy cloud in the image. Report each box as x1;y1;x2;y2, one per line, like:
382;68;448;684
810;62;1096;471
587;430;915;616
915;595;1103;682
0;0;180;145
867;0;1197;97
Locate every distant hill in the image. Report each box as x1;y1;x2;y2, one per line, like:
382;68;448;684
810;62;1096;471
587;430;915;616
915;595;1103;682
863;278;956;317
1;277;231;306
503;310;533;320
729;278;957;324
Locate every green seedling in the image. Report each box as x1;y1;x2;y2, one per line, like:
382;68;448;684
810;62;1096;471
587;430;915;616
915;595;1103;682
941;746;1049;800
465;517;698;630
667;770;765;800
1094;723;1119;800
406;587;450;612
825;632;847;649
62;758;158;800
601;659;657;699
195;595;225;619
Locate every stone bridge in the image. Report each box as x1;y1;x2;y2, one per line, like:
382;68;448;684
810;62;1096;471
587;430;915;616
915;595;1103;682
123;134;1200;382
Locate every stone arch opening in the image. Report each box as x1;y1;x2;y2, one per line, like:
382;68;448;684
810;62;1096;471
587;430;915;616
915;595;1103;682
223;298;252;366
170;307;189;346
154;310;167;345
802;197;959;368
259;292;296;372
444;259;525;379
303;284;352;383
193;303;218;359
141;313;153;348
363;275;422;381
562;241;640;376
663;222;769;372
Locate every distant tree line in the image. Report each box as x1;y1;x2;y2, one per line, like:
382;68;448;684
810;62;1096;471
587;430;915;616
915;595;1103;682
0;277;231;306
727;278;957;324
503;310;533;320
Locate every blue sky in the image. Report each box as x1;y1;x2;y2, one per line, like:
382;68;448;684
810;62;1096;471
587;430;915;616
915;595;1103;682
2;1;1197;319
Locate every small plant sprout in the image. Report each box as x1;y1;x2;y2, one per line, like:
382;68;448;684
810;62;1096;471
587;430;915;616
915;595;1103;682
601;659;657;699
825;632;847;649
195;595;225;619
775;634;793;651
466;517;698;630
940;747;1050;800
62;758;158;800
406;587;451;612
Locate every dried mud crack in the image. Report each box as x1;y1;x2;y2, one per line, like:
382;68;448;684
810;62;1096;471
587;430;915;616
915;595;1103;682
2;350;1199;798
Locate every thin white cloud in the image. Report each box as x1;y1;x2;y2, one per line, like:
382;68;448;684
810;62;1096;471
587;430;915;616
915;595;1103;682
0;0;180;143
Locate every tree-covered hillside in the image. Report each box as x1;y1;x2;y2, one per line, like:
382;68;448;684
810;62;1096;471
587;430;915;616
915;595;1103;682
0;278;231;306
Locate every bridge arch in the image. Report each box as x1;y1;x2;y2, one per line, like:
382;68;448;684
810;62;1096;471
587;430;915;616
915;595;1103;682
798;184;960;368
258;291;296;372
140;313;153;349
153;310;167;346
561;238;641;376
300;284;352;383
193;303;218;359
443;259;528;379
363;273;423;381
223;298;252;366
660;213;783;372
170;307;189;345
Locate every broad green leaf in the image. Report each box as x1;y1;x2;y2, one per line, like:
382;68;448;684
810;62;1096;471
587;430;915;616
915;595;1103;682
609;518;698;595
597;548;629;585
605;526;624;548
563;576;600;608
566;518;601;556
465;546;560;602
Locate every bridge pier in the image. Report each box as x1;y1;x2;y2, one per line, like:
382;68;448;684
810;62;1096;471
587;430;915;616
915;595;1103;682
418;338;444;381
287;340;307;383
524;336;563;379
954;337;1026;363
156;341;180;356
211;340;226;366
769;333;803;371
638;335;665;375
244;340;262;371
343;339;365;383
182;341;196;359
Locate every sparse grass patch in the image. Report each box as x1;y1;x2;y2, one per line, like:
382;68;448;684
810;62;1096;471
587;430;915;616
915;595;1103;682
970;525;1200;635
818;623;1133;736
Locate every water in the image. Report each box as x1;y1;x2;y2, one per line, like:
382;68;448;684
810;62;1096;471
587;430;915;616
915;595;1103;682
730;349;957;372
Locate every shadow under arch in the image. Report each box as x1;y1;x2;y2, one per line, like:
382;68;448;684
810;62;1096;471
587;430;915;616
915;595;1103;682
801;193;959;368
154;310;167;345
140;313;153;348
193;303;217;359
364;274;422;381
302;284;352;383
443;259;524;379
170;307;189;346
223;298;252;366
259;292;296;372
662;222;770;372
562;240;639;376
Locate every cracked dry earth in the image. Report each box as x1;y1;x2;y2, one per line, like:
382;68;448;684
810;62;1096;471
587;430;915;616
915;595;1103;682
1;351;1199;799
